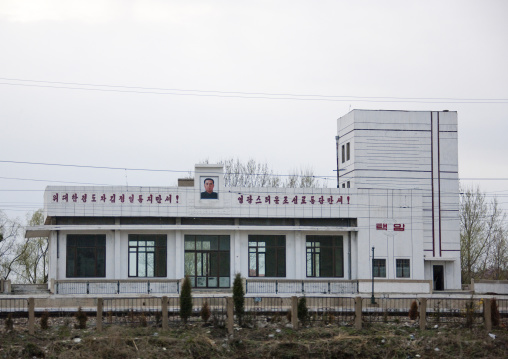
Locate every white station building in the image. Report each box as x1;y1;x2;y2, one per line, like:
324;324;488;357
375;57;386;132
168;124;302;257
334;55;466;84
27;110;461;294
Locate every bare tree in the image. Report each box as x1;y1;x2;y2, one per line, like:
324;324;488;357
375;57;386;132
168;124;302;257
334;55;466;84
205;158;320;188
460;186;506;284
0;210;22;280
16;210;48;284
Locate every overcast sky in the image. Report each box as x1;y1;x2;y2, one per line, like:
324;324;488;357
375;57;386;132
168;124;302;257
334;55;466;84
1;0;507;221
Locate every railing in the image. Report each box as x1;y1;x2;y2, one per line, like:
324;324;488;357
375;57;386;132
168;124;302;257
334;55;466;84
102;296;227;326
362;297;419;323
427;298;484;326
55;280;180;295
245;280;358;294
2;295;507;334
0;298;29;330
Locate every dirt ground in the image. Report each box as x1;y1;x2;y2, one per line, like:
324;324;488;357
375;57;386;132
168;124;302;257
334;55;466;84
1;319;507;358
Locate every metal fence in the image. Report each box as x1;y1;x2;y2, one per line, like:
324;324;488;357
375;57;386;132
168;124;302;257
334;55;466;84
305;296;355;325
55;280;180;295
0;298;29;330
427;298;484;327
245;280;358;294
102;296;227;327
362;297;419;323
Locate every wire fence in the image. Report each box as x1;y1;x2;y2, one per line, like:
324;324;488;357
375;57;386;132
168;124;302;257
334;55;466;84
362;298;419;324
427;298;484;327
1;296;506;333
102;297;227;327
0;298;28;330
305;296;355;326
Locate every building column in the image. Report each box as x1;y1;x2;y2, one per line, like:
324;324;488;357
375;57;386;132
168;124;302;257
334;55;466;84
175;230;183;279
114;230;121;278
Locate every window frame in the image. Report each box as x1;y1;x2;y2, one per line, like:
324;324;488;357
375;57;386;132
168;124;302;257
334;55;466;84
184;235;231;288
248;235;286;277
396;258;410;278
66;234;106;278
306;235;344;278
372;258;386;278
128;234;167;278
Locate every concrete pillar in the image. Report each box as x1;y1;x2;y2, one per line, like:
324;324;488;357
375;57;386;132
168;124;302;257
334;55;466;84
162;296;168;330
28;298;35;335
354;296;362;329
291;296;298;329
419;298;427;330
96;298;103;332
227;297;234;335
114;229;121;278
484;298;492;332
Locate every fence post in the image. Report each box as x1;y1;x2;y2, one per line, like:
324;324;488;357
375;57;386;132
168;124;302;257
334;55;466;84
28;298;35;335
227;297;234;335
354;296;362;330
419;298;427;330
291;296;298;329
162;296;168;330
484;298;492;331
96;298;103;332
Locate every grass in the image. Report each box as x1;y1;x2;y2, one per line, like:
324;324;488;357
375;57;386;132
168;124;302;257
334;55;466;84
0;321;507;358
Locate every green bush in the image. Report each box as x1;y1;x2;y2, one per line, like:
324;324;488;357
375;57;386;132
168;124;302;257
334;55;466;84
74;306;87;329
233;273;245;325
297;297;309;326
180;276;193;324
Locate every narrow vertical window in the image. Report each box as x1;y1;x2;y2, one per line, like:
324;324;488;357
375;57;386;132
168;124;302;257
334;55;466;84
341;145;345;163
396;259;410;278
372;259;386;277
346;142;350;161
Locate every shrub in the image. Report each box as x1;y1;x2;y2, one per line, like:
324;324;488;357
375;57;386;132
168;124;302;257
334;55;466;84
465;297;475;328
408;300;419;320
491;298;500;327
74;307;87;329
297;296;309;326
201;301;211;323
40;310;50;330
5;313;13;331
233;273;245;325
180;276;192;324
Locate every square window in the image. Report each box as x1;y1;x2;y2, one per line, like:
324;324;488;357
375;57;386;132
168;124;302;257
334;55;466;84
66;234;106;278
306;235;343;278
248;235;285;277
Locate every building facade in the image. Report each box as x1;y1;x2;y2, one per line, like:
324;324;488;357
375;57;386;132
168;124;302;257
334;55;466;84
27;110;461;293
336;110;460;290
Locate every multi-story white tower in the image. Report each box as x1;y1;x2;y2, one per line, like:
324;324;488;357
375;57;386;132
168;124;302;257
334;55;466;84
337;110;461;290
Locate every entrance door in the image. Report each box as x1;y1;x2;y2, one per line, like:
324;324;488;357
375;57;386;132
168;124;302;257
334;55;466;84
433;265;444;291
184;235;230;288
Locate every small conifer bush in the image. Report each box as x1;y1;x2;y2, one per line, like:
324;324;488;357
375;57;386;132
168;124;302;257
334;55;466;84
180;276;193;324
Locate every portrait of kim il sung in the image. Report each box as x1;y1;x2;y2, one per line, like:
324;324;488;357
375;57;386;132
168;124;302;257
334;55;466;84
200;176;219;199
